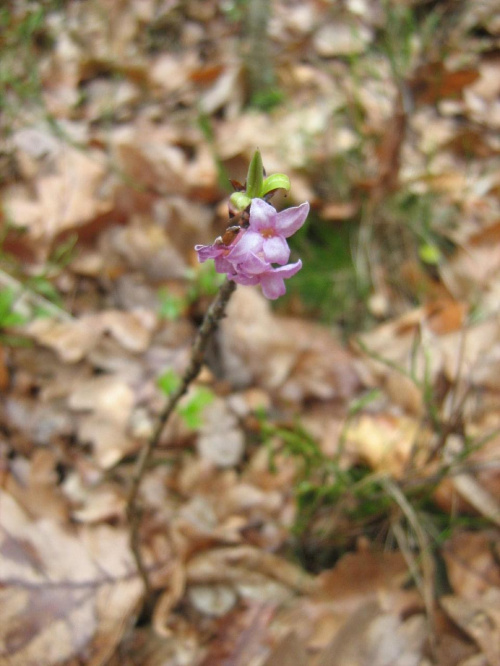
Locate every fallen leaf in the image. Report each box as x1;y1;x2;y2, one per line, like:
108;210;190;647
441;590;500;666
26;317;103;363
197;397;245;467
261;630;307;666
188;583;237;617
343;413;426;478
316;550;411;613
4;147;114;241
219;287;360;402
313;21;372;57
442;530;500;600
100;310;156;353
77;414;136;469
186;545;314;596
69;375;134;425
0;491;142;666
316;602;426;666
197;603;277;666
410;63;480;105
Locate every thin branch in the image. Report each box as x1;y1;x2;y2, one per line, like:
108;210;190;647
126;278;237;599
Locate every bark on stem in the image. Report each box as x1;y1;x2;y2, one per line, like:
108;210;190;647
127;278;237;599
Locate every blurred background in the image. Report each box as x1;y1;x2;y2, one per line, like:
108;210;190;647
1;2;500;665
2;0;498;332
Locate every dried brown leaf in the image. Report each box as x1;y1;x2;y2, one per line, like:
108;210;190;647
220;288;360;402
69;375;134;424
410;63;480;105
343;413;426;478
0;491;142;666
26;316;103;364
262;630;307;666
198;603;276;666
442;530;500;600
77;414;136;469
5;148;113;241
316;551;411;613
186;545;315;596
197;397;245;467
315;602;426;666
441;591;500;666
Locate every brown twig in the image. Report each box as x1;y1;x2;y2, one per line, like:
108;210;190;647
127;278;237;599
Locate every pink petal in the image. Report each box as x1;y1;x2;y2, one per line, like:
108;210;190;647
230;273;261;286
260;274;286;300
236;252;270;275
226;230;263;262
248;198;277;232
195;244;223;263
214;255;234;274
263;235;290;264
259;260;302;300
274;202;310;237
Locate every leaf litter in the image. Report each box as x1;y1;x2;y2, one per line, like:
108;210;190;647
1;0;500;664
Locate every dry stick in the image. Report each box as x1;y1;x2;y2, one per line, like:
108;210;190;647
127;278;237;599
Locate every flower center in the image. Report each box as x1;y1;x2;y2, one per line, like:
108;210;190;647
261;227;275;239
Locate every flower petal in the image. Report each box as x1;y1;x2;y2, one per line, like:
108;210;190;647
195;244;223;263
230;272;261;286
259;259;302;300
214;255;234;274
274;202;310;237
248;198;277;232
272;259;303;278
226;230;263;262
263;235;290;264
260;274;286;300
237;252;271;275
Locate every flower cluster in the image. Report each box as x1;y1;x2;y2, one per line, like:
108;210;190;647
195;197;309;300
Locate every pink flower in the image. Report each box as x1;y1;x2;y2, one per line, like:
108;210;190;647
231;199;309;265
255;259;303;300
195;198;309;300
195;231;243;275
227;255;303;299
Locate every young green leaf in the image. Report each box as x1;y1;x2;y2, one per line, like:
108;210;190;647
262;173;290;196
0;288;26;328
245;149;264;199
177;387;214;429
229;192;251;212
157;369;181;396
158;290;185;321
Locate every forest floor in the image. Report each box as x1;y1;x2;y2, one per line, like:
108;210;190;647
1;1;500;664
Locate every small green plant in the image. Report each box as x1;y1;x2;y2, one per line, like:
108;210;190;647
241;0;280;110
250;88;285;112
157;291;186;322
287;210;370;331
258;360;492;574
0;287;26;328
259;414;396;569
0;5;48;123
0;286;29;346
220;0;249;23
0;224;75;315
157;368;214;430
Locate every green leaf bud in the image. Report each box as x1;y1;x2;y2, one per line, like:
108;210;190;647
262;173;291;196
245;149;264;199
229;192;252;211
